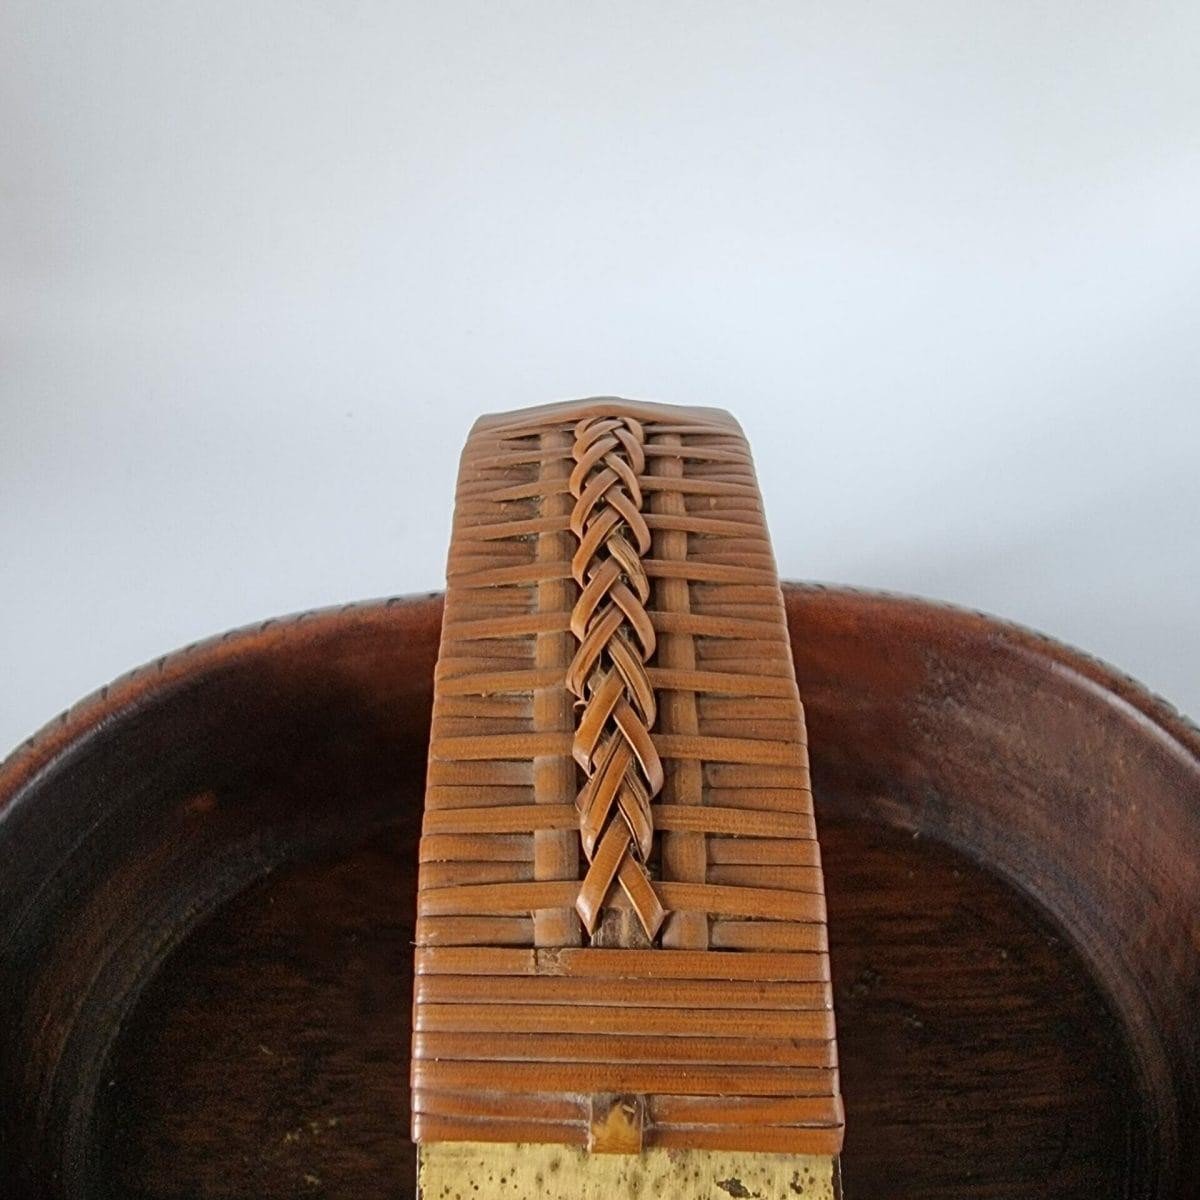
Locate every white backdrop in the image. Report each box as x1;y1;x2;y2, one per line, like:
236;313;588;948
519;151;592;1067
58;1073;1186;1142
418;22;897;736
3;2;1198;757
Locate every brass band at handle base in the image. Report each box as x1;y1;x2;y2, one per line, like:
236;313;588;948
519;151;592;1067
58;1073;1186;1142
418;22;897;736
418;1143;838;1200
412;397;844;1168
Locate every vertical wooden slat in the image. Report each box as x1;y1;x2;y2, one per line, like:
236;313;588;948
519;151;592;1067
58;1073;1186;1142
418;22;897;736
651;431;709;950
533;427;581;947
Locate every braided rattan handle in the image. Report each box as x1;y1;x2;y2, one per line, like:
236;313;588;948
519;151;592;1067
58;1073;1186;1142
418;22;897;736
567;415;664;938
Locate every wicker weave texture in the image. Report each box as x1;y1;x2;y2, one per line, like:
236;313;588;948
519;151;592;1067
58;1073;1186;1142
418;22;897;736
412;398;843;1155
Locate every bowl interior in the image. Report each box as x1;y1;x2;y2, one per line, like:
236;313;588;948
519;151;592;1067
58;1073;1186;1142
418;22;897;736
1;588;1196;1199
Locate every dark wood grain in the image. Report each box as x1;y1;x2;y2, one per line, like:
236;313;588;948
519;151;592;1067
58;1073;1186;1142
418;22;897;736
87;817;1138;1199
1;587;1196;1198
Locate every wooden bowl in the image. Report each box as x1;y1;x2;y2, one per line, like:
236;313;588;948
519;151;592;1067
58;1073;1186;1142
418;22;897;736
1;586;1196;1199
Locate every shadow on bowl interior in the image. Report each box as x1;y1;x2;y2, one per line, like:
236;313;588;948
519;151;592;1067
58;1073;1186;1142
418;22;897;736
0;586;1197;1200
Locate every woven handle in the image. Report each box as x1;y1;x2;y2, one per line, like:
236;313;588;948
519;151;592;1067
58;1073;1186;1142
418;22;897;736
414;397;843;1159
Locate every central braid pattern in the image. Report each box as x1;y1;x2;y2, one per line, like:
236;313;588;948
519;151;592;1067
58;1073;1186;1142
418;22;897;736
566;415;666;940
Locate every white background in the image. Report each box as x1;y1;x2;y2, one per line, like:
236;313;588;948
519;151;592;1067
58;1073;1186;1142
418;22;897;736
3;2;1198;757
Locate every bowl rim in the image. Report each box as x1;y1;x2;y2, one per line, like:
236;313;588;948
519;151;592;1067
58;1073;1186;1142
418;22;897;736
3;583;1197;818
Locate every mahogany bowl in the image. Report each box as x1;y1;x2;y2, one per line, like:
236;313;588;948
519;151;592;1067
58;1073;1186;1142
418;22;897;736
1;586;1197;1200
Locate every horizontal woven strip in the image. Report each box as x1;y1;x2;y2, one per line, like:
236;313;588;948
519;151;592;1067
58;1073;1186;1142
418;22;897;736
414;1091;843;1125
412;1116;845;1156
414;1030;838;1068
415;947;830;980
